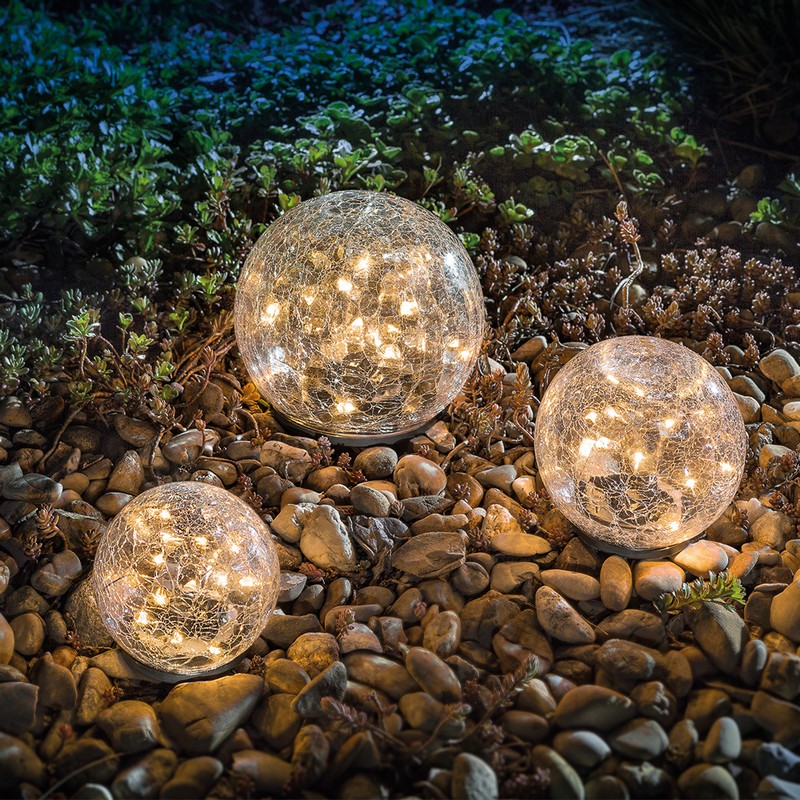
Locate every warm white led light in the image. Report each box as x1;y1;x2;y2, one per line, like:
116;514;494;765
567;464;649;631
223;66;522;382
234;190;484;440
93;482;280;676
534;336;747;556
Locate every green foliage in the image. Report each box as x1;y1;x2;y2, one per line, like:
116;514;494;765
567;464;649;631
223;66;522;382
656;571;747;614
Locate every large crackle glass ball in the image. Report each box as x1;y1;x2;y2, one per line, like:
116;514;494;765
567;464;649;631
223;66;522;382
534;336;747;556
92;482;279;676
234;191;485;440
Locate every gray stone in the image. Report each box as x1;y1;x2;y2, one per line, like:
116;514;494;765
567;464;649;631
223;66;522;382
760;349;800;384
673;541;729;577
554;685;635;731
97;700;160;753
291;725;329;786
350;483;391;517
95;491;133;516
423;610;462;659
113;415;156;447
687;601;748;676
31;549;82;596
292;661;347;718
0;397;32;428
740;638;768;687
451;753;498;800
76;667;114;725
490;561;539;593
597;610;666;646
261;612;322;648
752;510;796;550
752;690;800;747
64;576;116;651
703;717;741;764
392;531;466;578
609;717;669;760
353;447;397;480
400;692;465;737
535;586;595;644
531;745;584;800
300;505;356;570
111;748;178;799
553;730;611;769
53;737;119;790
677;764;739;799
106;450;144;494
760;651;800;700
158;673;264;754
596;639;658;683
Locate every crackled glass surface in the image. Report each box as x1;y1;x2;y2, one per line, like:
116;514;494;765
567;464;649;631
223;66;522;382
534;336;747;555
93;482;279;675
234;191;485;438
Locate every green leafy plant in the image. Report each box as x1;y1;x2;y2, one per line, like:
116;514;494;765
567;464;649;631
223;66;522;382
656;570;746;614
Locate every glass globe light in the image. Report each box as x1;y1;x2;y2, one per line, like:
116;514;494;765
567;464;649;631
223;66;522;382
92;482;279;676
534;336;747;557
234;191;484;442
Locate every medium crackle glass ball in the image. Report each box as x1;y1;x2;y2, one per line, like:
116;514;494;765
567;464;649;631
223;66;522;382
534;336;747;556
234;191;485;440
92;482;279;676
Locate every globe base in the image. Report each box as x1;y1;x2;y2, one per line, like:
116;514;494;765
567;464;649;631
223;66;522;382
117;649;246;683
272;408;439;446
576;530;705;560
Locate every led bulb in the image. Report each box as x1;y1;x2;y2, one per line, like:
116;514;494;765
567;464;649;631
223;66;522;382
234;191;484;441
534;336;747;556
92;482;279;676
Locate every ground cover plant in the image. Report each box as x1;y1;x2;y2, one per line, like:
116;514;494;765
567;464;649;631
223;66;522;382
1;1;800;798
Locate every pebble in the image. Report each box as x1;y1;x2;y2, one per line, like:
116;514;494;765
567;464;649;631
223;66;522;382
769;580;800;642
392;531;466;578
633;561;684;601
231;750;292;794
262;613;322;648
751;510;796;550
595;639;658;683
299;505;357;570
111;748;178;799
553;730;611;769
32;652;76;710
287;632;340;677
158;673;264;755
609;717;669;760
740;638;768;687
292;661;347;718
113;415;156;446
553;685;635;731
400;692;465;737
672;540;728;577
53;737;119;789
394;454;447;498
406;647;461;703
30;549;82;596
306;466;349;492
0;465;61;503
9;612;45;655
677;764;739;799
76;667;114;725
64;576;116;650
687;601;749;676
451;753;498;800
760;349;800;384
760;651;800;700
95;491;133;516
703;717;741;763
423;610;462;658
278;571;308;603
342;653;418;699
160;756;223;800
531;745;584;800
752;690;800;746
255;692;302;750
599;555;633;611
540;569;600;601
260;440;313;482
490;561;539;593
350;483;391;517
535;586;595;644
0;614;13;664
0;682;38;735
97;700;161;753
353;446;398;480
106;450;144;494
0;397;32;428
0;732;46;790
499;710;549;743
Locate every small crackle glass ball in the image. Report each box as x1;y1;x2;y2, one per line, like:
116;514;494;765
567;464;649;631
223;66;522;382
92;482;279;676
234;190;485;441
534;336;747;556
